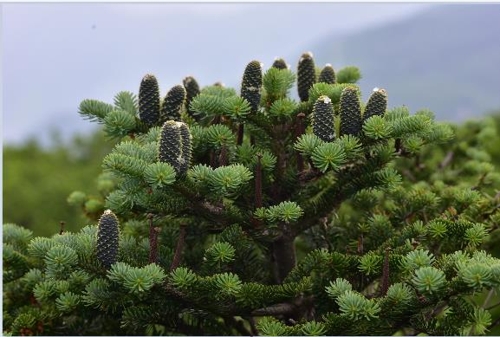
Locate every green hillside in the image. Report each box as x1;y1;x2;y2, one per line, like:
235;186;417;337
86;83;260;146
310;4;500;121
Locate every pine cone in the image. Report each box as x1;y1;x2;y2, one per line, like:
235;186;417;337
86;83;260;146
97;209;120;269
363;88;388;121
272;58;288;70
318;64;336;84
158;120;192;176
312;96;335;142
183;76;201;120
241;60;263;113
339;86;362;137
179;122;192;174
160;85;186;124
138;74;160;127
297;52;316;102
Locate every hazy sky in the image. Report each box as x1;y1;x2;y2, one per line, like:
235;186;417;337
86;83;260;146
2;3;432;145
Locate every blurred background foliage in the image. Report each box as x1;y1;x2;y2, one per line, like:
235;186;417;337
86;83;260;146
3;130;115;237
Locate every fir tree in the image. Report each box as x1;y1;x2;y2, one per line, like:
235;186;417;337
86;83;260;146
4;51;500;336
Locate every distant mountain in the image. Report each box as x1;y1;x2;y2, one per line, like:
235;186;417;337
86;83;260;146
307;4;500;122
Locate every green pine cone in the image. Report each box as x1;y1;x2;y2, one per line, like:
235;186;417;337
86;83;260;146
272;58;288;70
312;95;335;142
97;209;120;269
241;60;263;113
138;74;161;127
183;76;201;119
297;52;316;102
158;120;191;176
339;86;362;137
160;85;186;124
318;63;336;84
363;87;388;121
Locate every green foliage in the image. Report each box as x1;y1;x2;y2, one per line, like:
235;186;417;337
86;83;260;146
411;266;447;295
79;99;114;123
311;142;346;173
337;290;381;320
4;52;500;336
263;66;296;103
143;162;177;188
3;131;115;236
336;66;362;84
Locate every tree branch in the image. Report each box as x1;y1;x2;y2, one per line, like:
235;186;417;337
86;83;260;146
148;214;160;264
170;224;187;271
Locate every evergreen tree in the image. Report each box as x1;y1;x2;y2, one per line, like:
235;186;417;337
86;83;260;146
4;52;500;336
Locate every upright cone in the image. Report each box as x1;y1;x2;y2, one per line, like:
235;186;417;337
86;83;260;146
318;64;336;84
160;85;187;124
241;60;263;113
297;52;316;102
183;76;201;120
272;58;288;70
363;88;388;121
158;120;192;176
179;122;192;174
312;96;335;142
339;87;362;137
97;209;120;269
138;74;161;127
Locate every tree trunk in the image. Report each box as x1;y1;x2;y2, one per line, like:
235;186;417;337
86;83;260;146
272;231;296;284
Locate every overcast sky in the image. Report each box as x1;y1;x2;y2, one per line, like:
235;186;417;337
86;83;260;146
2;3;433;146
